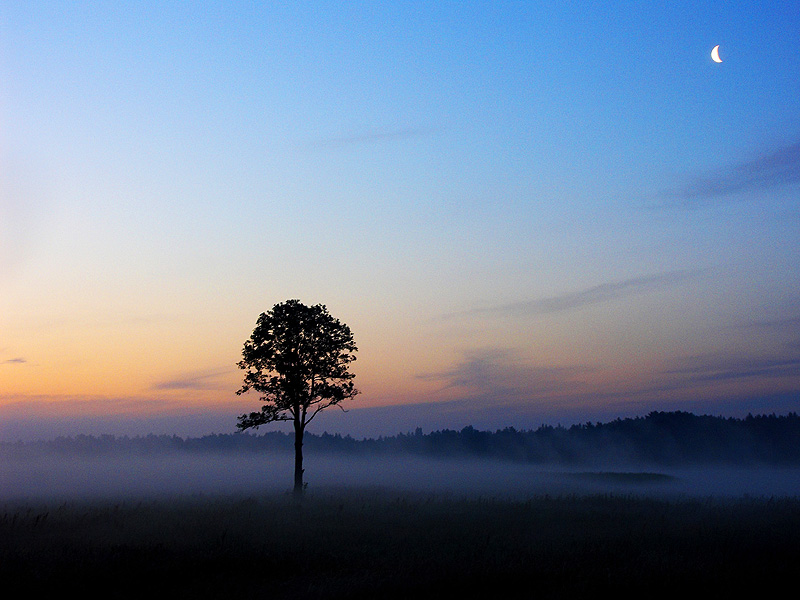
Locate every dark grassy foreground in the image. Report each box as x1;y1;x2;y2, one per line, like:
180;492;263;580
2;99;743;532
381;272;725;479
2;489;800;599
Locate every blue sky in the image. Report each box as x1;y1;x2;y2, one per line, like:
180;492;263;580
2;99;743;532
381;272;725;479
2;1;800;440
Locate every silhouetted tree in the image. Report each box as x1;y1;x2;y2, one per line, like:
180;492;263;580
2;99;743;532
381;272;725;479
236;299;358;496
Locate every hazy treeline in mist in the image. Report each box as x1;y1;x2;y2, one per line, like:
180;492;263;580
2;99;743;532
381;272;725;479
5;411;800;466
5;414;800;597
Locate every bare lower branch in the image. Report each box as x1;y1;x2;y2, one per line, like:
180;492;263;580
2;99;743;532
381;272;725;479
237;406;290;431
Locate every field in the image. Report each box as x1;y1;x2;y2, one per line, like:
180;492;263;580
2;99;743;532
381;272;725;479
3;486;800;599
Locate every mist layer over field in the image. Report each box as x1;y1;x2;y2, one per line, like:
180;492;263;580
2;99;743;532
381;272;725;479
3;451;800;501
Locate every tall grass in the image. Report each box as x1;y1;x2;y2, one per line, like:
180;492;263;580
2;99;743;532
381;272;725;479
2;490;799;598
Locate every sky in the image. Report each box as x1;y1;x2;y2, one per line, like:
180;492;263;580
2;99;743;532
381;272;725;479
2;1;800;440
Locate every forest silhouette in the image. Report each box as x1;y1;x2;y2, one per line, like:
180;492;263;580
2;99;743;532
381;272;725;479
7;411;800;466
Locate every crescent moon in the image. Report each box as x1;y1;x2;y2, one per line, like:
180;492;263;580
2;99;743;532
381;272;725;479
711;45;722;63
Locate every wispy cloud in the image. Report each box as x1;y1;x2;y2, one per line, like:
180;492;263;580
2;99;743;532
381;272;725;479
418;348;594;404
2;357;26;365
448;270;702;319
152;368;233;391
416;343;800;420
303;126;437;150
727;314;800;351
664;353;800;384
661;139;800;204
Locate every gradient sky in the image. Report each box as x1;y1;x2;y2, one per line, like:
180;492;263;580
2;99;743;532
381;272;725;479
2;1;800;440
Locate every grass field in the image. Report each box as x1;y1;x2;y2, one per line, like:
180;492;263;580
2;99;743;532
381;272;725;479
2;487;799;599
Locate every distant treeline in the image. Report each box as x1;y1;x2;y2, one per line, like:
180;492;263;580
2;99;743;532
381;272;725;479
4;411;800;465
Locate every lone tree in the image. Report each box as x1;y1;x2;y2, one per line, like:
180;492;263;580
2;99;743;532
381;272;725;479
236;299;358;495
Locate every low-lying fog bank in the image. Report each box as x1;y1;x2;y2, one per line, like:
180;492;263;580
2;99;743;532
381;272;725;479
3;451;800;501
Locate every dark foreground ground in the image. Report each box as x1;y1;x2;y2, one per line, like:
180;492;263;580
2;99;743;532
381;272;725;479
2;487;799;599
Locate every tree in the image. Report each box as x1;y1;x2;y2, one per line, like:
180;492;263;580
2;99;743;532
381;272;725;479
236;299;358;495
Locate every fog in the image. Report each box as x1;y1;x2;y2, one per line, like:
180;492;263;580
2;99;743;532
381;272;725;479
3;450;800;502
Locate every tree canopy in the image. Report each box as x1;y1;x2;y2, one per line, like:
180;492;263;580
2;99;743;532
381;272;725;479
236;299;359;430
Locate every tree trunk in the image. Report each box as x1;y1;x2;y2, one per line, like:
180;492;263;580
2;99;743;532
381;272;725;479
294;420;304;497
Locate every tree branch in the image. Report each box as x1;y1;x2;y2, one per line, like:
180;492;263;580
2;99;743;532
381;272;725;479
237;406;291;431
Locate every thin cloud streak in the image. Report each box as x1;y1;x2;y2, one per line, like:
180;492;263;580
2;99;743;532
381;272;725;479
661;138;800;204
153;368;234;391
2;357;26;365
449;270;703;319
664;354;800;384
303;126;438;150
418;348;595;403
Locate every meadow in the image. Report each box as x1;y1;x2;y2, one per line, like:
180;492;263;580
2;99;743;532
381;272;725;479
4;414;800;598
2;486;800;599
